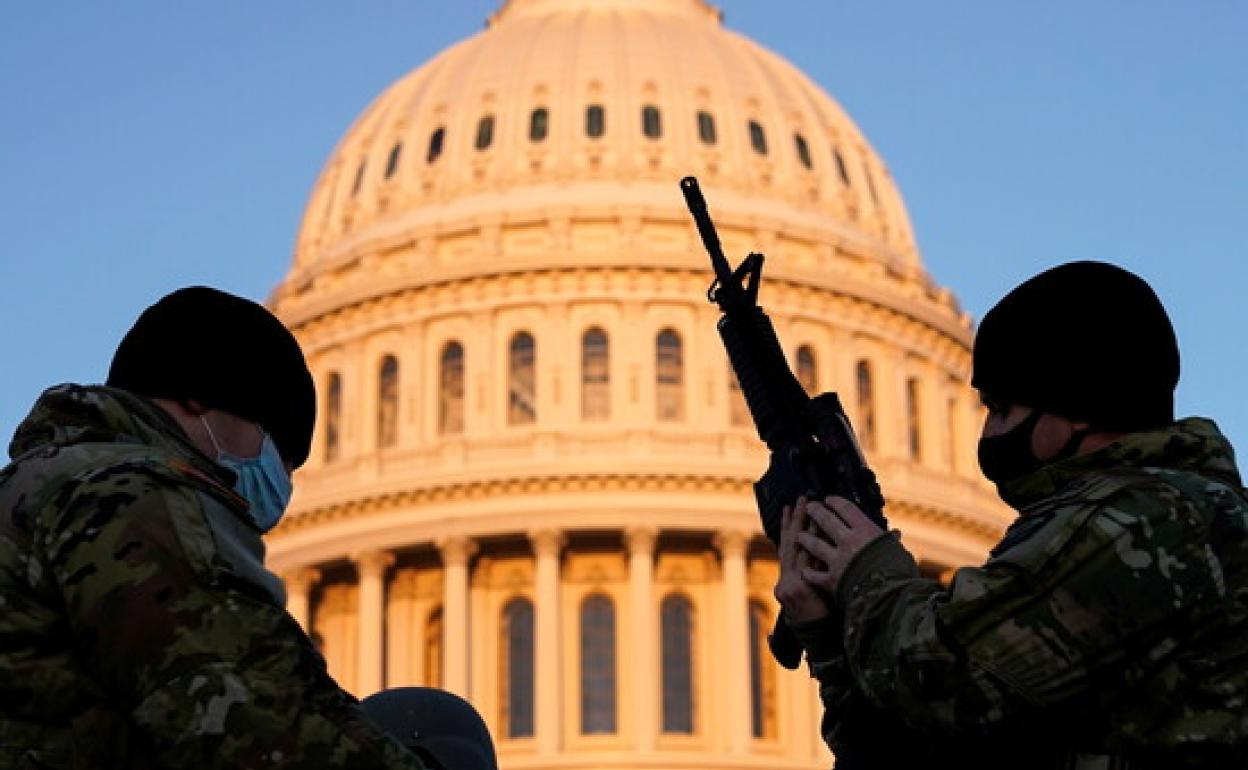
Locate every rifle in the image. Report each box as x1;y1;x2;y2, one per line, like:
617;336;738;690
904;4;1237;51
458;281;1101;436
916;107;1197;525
680;176;889;670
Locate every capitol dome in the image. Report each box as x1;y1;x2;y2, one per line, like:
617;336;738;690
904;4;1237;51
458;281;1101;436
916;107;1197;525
267;1;1011;767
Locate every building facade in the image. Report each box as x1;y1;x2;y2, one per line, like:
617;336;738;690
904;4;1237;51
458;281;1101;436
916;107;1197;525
265;1;1012;767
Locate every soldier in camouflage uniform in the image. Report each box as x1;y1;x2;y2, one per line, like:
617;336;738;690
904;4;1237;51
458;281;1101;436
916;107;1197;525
774;262;1248;769
0;288;433;769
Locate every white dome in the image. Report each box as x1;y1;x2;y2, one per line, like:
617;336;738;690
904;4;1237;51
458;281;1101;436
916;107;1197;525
277;0;929;314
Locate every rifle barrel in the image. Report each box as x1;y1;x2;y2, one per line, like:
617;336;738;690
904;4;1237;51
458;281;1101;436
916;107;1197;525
680;176;735;288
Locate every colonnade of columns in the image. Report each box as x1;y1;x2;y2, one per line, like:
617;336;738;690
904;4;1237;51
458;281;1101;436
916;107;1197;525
282;526;768;756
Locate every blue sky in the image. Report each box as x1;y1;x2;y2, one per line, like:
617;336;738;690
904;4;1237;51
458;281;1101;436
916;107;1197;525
2;1;1245;461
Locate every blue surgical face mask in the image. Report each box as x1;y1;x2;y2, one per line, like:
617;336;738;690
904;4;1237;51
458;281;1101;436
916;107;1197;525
200;415;292;532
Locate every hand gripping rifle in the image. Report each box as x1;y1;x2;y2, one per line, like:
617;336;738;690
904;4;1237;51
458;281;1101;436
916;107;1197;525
680;176;889;670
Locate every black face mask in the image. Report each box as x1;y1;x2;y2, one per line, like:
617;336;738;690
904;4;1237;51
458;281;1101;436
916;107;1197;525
978;409;1089;484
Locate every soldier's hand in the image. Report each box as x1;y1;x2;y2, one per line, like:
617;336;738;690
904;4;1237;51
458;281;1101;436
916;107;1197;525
774;497;830;623
796;496;885;596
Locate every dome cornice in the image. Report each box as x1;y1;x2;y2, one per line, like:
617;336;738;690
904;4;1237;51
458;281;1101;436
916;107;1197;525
272;470;1005;544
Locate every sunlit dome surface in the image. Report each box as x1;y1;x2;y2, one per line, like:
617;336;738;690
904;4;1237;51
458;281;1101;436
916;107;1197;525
280;0;927;306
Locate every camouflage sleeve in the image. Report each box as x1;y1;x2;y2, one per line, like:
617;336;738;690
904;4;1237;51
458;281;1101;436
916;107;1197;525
42;466;430;769
836;487;1222;738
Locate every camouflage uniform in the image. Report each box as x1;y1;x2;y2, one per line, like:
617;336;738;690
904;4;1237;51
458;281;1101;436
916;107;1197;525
794;418;1248;769
0;385;430;769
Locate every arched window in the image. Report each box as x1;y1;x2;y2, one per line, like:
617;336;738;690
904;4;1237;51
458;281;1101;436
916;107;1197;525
529;107;549;142
502;598;535;738
425;607;444;689
748;120;768;155
325;371;341;462
749;601;778;738
475;115;495;150
833;148;851;186
439;342;464;435
508;332;537;425
580;594;617;734
384;143;402;179
856;360;875;452
794;133;813;170
377;355;399;449
907;377;922;460
796;345;817;394
642;105;662;139
661;594;694;734
656;329;684;422
728;365;750;427
427;127;446;164
696;111;716;144
582;328;609;420
351;161;366;196
586;104;605;138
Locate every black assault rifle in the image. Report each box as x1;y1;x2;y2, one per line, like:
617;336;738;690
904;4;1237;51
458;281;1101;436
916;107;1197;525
680;176;889;670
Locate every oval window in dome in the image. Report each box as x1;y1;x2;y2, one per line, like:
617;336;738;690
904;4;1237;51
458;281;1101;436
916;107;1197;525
833;148;851;186
475;115;495;151
586;104;605;138
350;161;366;197
384;143;402;179
427;127;445;164
696;111;717;145
530;108;549;142
642;105;662;139
748;121;768;155
795;133;813;170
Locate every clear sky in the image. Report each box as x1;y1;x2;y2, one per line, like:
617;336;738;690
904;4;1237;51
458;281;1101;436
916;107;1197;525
2;1;1245;462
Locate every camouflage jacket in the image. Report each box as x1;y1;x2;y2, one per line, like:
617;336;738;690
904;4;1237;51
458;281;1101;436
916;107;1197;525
794;418;1248;769
0;385;429;770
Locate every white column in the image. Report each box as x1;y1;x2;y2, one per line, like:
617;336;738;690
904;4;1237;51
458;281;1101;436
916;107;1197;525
439;536;477;697
626;526;659;752
530;528;566;755
282;566;321;633
716;530;752;755
354;550;394;696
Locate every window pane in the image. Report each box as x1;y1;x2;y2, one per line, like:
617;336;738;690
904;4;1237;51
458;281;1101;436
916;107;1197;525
476;115;495;150
696;111;716;144
326;372;341;462
864;162;881;205
748;120;767;155
503;598;535;738
796;345;817;394
351;161;366;196
582;328;609;420
586;104;605;138
509;332;537;425
378;356;399;449
580;595;617;734
856;360;875;452
530;108;549;142
661;594;694;733
795;133;812;169
439;342;464;435
749;602;777;738
427;127;446;163
425;608;443;689
642;105;662;139
907;377;922;460
656;330;683;422
385;143;403;179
